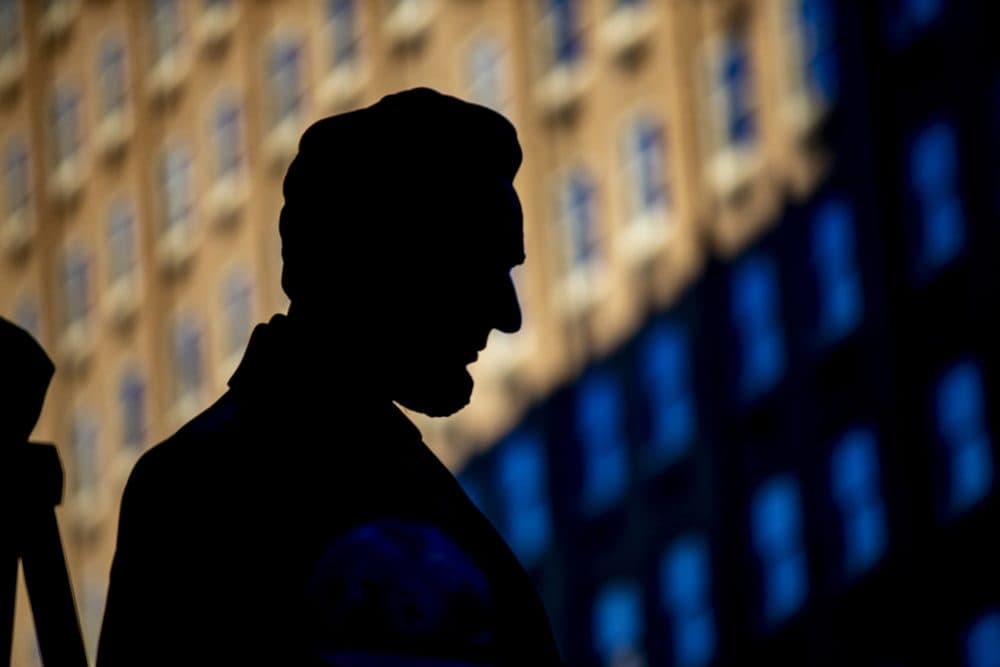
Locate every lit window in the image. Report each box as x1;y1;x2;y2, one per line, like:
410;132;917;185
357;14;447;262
543;0;580;67
576;370;629;515
811;197;862;343
107;198;136;283
4;135;29;216
495;429;553;568
466;36;505;114
222;270;253;358
639;322;695;472
558;166;600;271
173;316;203;400
213;94;243;179
50;84;81;166
731;254;786;401
935;360;993;518
751;474;807;628
593;580;644;666
119;369;146;450
716;31;757;148
908;120;964;277
269;37;303;126
99;37;127;116
622;114;670;221
62;246;91;329
160;145;192;233
659;535;716;667
327;0;358;68
0;0;20;58
70;410;100;493
792;0;837;105
14;294;39;340
830;428;887;577
150;0;182;62
965;610;1000;667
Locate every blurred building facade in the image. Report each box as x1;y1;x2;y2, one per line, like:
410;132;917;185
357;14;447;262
0;0;854;663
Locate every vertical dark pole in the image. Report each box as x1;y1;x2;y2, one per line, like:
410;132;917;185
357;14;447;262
0;536;16;665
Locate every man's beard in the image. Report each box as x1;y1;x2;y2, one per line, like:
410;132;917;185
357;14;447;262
393;363;474;418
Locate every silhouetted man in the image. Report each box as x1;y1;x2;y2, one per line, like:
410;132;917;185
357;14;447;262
96;88;564;666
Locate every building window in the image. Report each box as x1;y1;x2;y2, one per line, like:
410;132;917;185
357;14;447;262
61;246;91;329
908;120;964;278
495;429;553;568
70;410;99;493
466;36;505;114
542;0;580;67
576;370;629;516
172;316;203;400
639;321;695;473
107;198;136;283
14;294;40;340
751;474;808;628
150;0;182;63
213;94;243;179
0;0;20;58
811;197;862;343
222;270;253;359
622;113;670;222
99;37;127;117
327;0;358;69
709;30;757;151
119;369;146;450
829;428;887;578
269;37;303;127
790;0;837;105
4;136;29;217
592;580;644;666
659;535;716;667
934;360;993;519
731;254;786;402
160;144;192;234
557;166;600;272
50;84;81;166
965;610;1000;667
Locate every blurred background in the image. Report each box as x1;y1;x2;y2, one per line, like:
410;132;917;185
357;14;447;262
2;0;999;665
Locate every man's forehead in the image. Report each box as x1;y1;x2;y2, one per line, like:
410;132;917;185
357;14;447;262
446;175;524;264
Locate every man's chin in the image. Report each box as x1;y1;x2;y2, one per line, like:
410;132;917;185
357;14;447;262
395;369;474;418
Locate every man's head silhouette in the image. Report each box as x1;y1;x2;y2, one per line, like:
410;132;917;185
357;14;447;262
278;87;524;417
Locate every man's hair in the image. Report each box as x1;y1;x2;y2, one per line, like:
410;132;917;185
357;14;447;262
278;87;523;304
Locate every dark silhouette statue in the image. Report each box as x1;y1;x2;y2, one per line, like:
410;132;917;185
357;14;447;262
96;88;564;666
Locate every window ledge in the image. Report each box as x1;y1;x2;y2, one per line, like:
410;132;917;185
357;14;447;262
264;117;300;173
196;4;239;57
171;392;203;427
0;50;24;102
556;263;611;318
534;62;592;121
478;331;536;384
383;0;436;51
156;223;196;278
146;51;190;108
621;210;672;265
781;91;828;143
317;63;367;113
58;319;95;375
207;175;247;230
599;2;659;65
67;488;109;540
96;110;132;164
48;156;86;210
707;145;759;206
1;208;33;262
39;1;80;48
103;274;140;333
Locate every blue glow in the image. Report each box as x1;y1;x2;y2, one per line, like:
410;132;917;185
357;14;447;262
576;371;630;515
119;370;146;450
830;428;887;577
887;0;943;47
935;361;994;516
731;254;786;401
812;198;862;342
495;430;553;568
593;580;644;662
720;35;756;146
640;322;695;471
751;475;808;627
908;121;964;274
660;536;716;667
634;116;669;213
965;610;1000;667
797;0;838;104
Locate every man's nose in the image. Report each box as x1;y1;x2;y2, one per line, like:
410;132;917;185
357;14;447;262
493;273;522;334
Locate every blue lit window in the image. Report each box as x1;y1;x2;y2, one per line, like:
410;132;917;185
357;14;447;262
119;369;146;450
99;37;127;116
150;0;181;62
965;609;1000;667
717;33;756;148
811;197;862;342
71;410;99;493
593;580;644;665
50;84;81;166
659;535;716;667
327;0;358;68
731;254;786;401
160;145;191;233
623;114;670;220
546;0;580;66
495;430;553;568
14;295;39;341
908;120;964;276
62;246;90;329
935;360;993;518
269;37;303;126
108;198;136;283
4;136;29;216
213;94;243;178
751;475;807;627
222;270;253;358
639;322;695;471
0;0;20;58
466;36;505;114
830;428;887;577
576;370;629;515
559;166;599;270
173;317;203;400
794;0;837;104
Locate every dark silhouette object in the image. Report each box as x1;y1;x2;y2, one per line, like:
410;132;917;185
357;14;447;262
0;317;87;667
97;88;564;666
